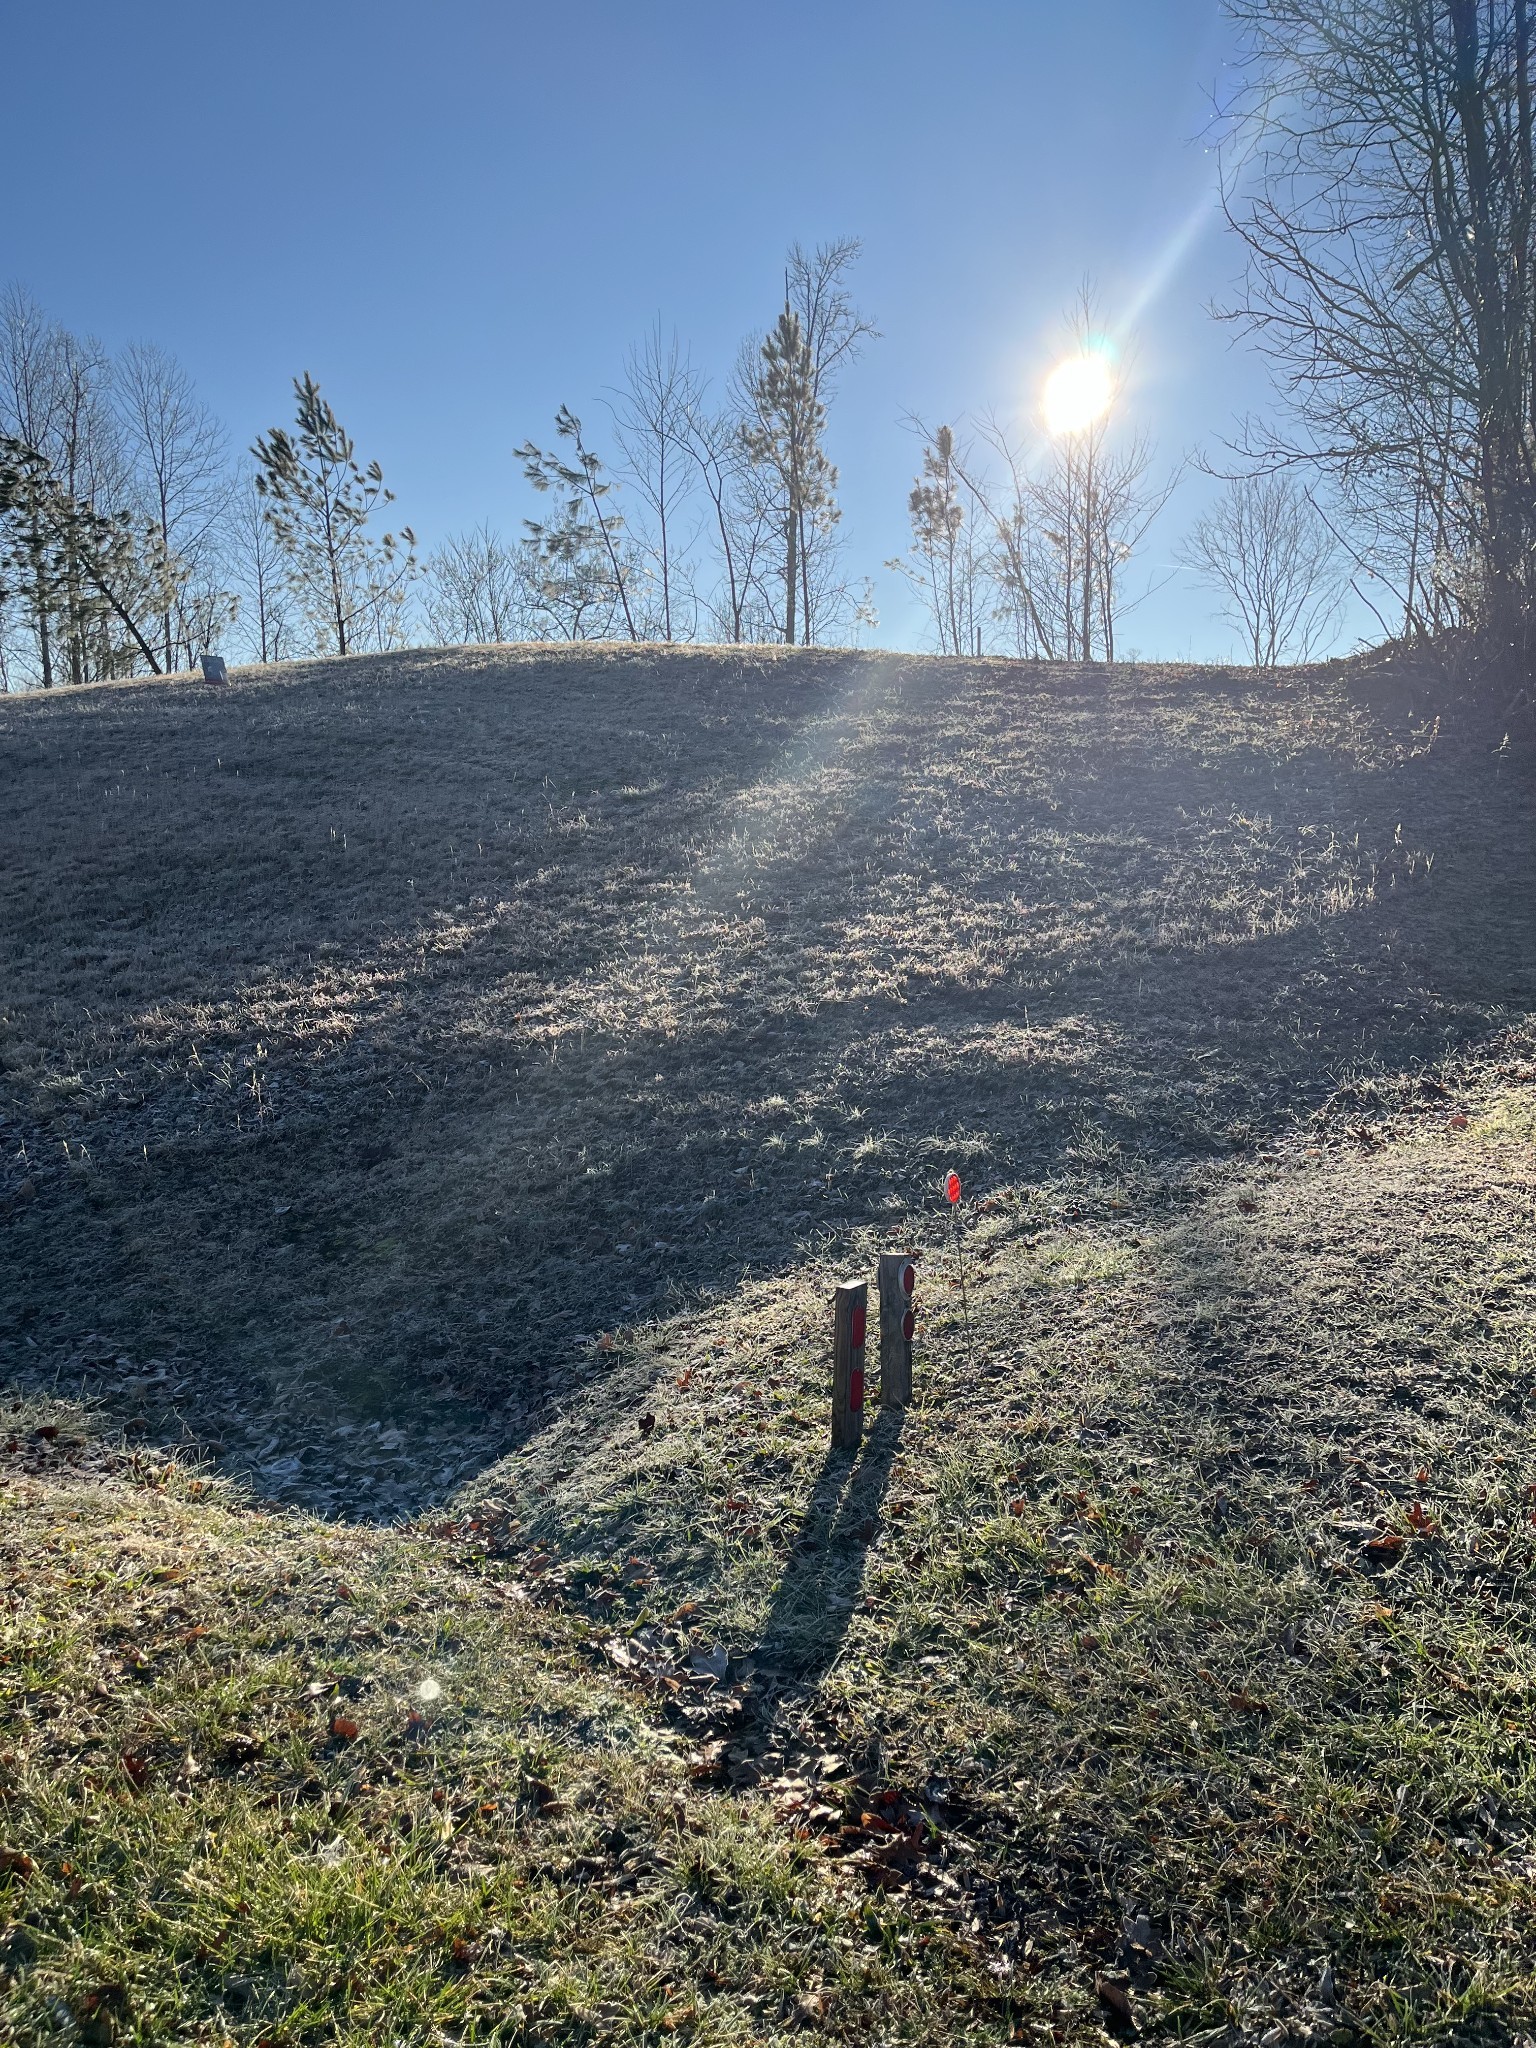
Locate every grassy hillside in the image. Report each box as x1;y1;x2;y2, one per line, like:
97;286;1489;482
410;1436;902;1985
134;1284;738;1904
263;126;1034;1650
2;646;1531;1507
2;648;1535;2043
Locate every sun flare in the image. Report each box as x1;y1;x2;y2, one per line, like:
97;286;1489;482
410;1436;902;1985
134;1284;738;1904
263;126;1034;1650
1042;350;1115;435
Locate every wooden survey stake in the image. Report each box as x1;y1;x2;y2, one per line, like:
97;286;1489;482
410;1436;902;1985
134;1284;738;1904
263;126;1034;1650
831;1278;868;1450
878;1253;916;1408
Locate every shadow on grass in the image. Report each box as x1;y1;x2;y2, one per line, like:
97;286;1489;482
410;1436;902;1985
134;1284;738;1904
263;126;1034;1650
3;648;1535;1517
752;1406;905;1684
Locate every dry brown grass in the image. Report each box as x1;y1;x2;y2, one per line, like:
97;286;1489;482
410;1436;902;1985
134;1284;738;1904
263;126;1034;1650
1;646;1529;1509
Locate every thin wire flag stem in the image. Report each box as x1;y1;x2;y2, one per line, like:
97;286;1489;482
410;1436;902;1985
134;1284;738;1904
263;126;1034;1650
945;1171;973;1352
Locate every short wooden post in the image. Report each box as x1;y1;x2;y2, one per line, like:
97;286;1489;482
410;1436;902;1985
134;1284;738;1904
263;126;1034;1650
831;1278;867;1450
878;1253;916;1407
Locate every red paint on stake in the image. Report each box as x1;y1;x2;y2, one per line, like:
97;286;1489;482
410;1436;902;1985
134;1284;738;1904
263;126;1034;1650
831;1278;868;1450
946;1172;962;1204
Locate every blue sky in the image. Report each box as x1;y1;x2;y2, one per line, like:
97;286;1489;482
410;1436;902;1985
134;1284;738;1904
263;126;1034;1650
1;0;1360;659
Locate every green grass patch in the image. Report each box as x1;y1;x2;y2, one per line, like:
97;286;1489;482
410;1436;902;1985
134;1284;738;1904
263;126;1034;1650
6;1063;1536;2043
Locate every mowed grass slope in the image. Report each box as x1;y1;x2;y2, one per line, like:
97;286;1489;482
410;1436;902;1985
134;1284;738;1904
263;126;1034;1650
2;647;1536;2044
1;646;1532;1506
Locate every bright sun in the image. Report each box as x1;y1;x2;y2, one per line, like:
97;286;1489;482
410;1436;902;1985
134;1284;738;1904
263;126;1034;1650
1042;351;1115;436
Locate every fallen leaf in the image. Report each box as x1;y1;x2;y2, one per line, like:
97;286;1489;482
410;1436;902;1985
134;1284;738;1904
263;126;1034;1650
330;1716;360;1742
119;1752;150;1791
0;1848;34;1878
1096;1973;1136;2026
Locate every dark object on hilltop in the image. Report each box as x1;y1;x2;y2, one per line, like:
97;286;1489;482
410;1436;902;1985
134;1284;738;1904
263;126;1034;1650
200;655;228;684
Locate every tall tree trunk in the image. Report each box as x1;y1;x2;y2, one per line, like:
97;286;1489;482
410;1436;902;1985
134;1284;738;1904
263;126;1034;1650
1450;0;1522;658
332;543;348;657
798;502;811;645
784;500;798;645
1080;442;1095;661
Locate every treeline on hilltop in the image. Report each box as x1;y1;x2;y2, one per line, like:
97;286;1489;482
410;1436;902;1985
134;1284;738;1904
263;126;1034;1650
4;4;1536;695
0;249;1342;690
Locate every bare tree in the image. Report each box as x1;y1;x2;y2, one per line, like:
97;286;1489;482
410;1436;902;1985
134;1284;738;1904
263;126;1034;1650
611;324;696;641
226;471;297;665
924;317;1175;665
1221;0;1536;672
0;287;67;685
115;341;230;670
679;388;778;642
1022;290;1178;661
1180;472;1344;665
52;328;142;681
1038;424;1177;662
423;524;528;644
951;414;1057;656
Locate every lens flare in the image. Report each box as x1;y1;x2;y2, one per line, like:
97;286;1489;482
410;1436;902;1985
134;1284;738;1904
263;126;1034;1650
1042;351;1115;436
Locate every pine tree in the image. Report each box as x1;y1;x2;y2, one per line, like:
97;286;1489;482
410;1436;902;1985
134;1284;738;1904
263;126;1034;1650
252;375;415;657
743;308;836;646
0;438;66;685
0;435;178;679
907;427;967;654
515;407;639;640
